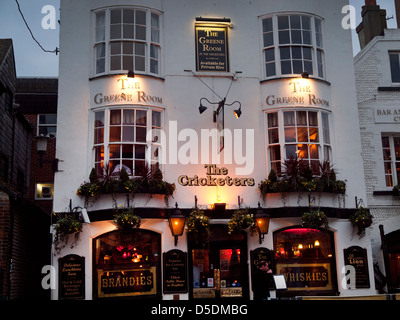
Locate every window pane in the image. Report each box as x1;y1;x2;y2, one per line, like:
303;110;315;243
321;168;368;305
382;136;390;148
291;30;302;44
122;160;133;175
308;112;318;126
110;56;121;70
304;61;313;75
310;144;319;159
123;9;134;23
298;144;308;158
95;112;104;127
110;127;121;142
136;110;147;125
394;137;400;160
268;128;279;144
150;60;158;74
94;128;104;144
123;56;133;71
286;145;297;158
270;145;281;161
111;10;121;24
285;128;296;142
136;26;146;40
152;28;160;43
135;42;145;56
150;44;159;59
95;145;104;162
303;30;311;45
281;61;291;74
123;25;134;38
291;47;302;59
278;16;289;29
383;149;391;161
122;144;133;158
265;48;275;62
123;110;135;124
136;10;146;25
152;111;161;127
302;16;311;30
266;63;276;77
296;111;307;125
123;127;135;142
279;31;290;44
110;25;121;39
280;47;290;60
385;175;393;187
293;60;303;74
135;56;145;71
110;110;121;125
263;18;273;32
390;54;400;83
384;162;392;174
297;127;308;142
110;144;121;159
39;114;57;124
284;112;295;126
290;15;301;29
263;33;273;47
135;145;146;159
268;113;278;127
136;127;147;142
309;127;319;142
123;42;133;54
303;47;312;60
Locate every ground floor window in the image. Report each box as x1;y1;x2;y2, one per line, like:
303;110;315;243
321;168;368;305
93;229;161;299
273;227;337;296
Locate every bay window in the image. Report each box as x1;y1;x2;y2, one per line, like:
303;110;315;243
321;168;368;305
266;110;331;175
381;135;400;187
94;8;161;76
262;14;324;79
93;107;163;177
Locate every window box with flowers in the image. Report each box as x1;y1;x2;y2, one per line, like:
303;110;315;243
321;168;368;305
53;214;83;254
349;207;373;238
258;159;346;200
76;166;176;206
228;208;257;235
301;209;329;229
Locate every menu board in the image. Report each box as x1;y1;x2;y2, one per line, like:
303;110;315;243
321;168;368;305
343;246;370;289
163;250;188;294
59;254;85;300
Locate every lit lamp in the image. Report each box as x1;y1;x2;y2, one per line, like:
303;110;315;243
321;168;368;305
255;202;270;244
168;203;186;246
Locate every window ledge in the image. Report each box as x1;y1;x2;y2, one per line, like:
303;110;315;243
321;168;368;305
260;76;331;86
89;73;165;82
373;190;396;196
377;87;400;92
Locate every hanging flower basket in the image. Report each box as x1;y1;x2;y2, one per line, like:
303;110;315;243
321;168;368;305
113;208;141;233
228;209;257;235
349;207;373;237
185;208;210;244
53;215;83;254
301;209;329;229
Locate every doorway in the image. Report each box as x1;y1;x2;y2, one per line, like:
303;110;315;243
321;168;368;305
188;224;249;299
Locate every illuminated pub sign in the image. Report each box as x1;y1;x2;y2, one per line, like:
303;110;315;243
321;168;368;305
195;24;230;72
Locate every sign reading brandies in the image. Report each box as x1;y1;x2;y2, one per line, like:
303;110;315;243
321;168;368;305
195;25;229;72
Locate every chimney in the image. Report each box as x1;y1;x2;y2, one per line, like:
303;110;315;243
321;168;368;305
395;0;400;28
356;0;387;49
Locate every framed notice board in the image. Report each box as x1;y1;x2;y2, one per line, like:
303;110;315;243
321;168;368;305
343;246;370;289
195;24;230;72
59;254;85;300
163;250;188;294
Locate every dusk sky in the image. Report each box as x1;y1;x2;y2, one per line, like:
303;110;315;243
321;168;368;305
0;0;397;77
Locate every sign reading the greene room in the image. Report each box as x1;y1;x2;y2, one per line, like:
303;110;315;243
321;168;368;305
195;25;229;72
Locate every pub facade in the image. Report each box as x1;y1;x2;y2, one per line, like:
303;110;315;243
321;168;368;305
52;0;377;300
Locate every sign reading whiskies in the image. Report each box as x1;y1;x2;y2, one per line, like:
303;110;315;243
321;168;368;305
195;24;229;72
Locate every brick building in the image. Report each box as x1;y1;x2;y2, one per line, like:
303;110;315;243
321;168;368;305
355;0;400;293
0;39;52;300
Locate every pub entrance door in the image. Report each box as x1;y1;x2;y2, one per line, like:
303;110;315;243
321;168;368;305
188;224;249;299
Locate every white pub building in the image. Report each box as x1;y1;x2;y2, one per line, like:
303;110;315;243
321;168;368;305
51;0;378;300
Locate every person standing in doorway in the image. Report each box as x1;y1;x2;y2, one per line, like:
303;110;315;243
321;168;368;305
253;260;273;300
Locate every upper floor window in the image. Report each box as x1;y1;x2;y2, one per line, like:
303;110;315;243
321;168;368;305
381;135;400;187
389;53;400;83
38;114;57;137
266;110;331;175
93;107;163;177
94;8;161;76
262;14;324;79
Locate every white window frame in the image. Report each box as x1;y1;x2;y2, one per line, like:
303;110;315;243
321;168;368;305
92;106;163;178
261;13;325;80
37;114;57;137
381;134;400;187
93;7;162;77
265;109;332;175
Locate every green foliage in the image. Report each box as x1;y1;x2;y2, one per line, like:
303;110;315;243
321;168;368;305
228;209;256;235
301;210;329;229
53;215;83;254
349;207;373;237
